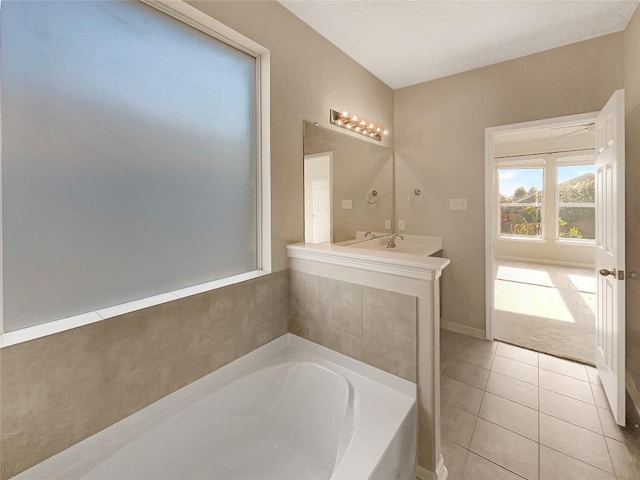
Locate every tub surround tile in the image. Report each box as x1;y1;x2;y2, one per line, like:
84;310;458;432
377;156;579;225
0;271;290;480
319;277;362;337
290;273;418;381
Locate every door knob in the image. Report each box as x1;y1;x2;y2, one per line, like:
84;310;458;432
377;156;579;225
599;268;616;277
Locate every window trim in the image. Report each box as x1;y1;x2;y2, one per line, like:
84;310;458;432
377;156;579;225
555;159;595;243
496;164;546;240
0;0;271;347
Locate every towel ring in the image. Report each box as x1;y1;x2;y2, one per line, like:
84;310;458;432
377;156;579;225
367;190;379;205
408;188;423;205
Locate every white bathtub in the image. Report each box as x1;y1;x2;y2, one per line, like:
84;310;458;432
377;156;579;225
14;334;417;480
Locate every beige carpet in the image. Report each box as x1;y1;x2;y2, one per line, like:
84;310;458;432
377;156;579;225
494;260;596;365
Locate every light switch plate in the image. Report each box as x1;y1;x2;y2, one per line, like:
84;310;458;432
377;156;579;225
449;198;468;211
398;220;405;230
385;219;391;229
342;200;353;209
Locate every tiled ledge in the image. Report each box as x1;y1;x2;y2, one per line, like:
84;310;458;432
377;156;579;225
286;241;449;282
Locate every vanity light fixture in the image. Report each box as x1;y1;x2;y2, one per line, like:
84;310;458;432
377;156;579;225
330;109;387;141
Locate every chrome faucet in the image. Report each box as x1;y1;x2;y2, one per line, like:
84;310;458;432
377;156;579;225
386;234;404;248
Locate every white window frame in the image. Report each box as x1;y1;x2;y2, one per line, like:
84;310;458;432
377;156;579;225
495;157;546;241
0;0;271;347
555;155;596;245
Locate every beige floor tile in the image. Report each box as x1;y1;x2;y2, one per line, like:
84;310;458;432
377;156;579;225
442;401;478;448
485;372;538;410
462;452;524;480
596;406;625;441
539;368;594;403
539;353;589;381
605;436;640;479
586;365;602;385
539;445;615;480
451;344;495;370
479;393;538;441
442;376;485;415
469;418;539;480
591;383;610;408
442;439;469;480
442;358;490;390
496;342;538;366
539;413;613;473
491;355;538;386
539;388;602;433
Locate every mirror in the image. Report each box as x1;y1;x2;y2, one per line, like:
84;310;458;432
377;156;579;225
303;121;394;244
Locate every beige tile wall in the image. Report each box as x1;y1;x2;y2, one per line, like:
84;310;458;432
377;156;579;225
289;271;417;381
0;271;289;480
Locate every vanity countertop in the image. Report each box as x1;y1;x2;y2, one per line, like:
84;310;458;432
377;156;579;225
286;235;449;280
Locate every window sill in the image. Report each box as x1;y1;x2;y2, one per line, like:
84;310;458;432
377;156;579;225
0;269;271;349
496;236;547;243
554;239;596;247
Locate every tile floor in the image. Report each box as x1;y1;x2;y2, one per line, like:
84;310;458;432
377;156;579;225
440;329;640;480
494;259;596;364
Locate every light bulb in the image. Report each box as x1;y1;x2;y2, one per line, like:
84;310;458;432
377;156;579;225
383;130;388;135
355;127;361;132
346;124;352;129
352;116;358;121
376;127;381;132
342;111;348;117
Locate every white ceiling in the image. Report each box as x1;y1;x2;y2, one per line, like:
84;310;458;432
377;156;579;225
279;1;639;89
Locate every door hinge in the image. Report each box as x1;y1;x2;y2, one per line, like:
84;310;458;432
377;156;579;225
618;270;625;281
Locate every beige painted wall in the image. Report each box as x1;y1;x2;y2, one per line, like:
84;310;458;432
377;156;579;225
624;7;640;409
0;2;394;478
394;33;624;333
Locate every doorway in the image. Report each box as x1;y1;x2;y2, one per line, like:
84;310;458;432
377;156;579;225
485;90;627;426
487;120;597;364
304;152;332;243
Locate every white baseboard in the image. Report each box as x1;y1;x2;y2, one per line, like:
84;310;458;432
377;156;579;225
495;255;593;270
416;456;448;480
442;320;486;340
626;371;640;418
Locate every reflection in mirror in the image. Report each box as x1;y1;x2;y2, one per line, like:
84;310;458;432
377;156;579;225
303;121;393;244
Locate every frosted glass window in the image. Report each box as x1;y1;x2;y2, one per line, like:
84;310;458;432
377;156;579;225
1;1;259;331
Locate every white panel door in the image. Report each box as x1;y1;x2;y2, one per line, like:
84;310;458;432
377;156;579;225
595;89;626;426
311;178;330;243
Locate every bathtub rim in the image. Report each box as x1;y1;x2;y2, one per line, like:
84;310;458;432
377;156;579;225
12;333;417;480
